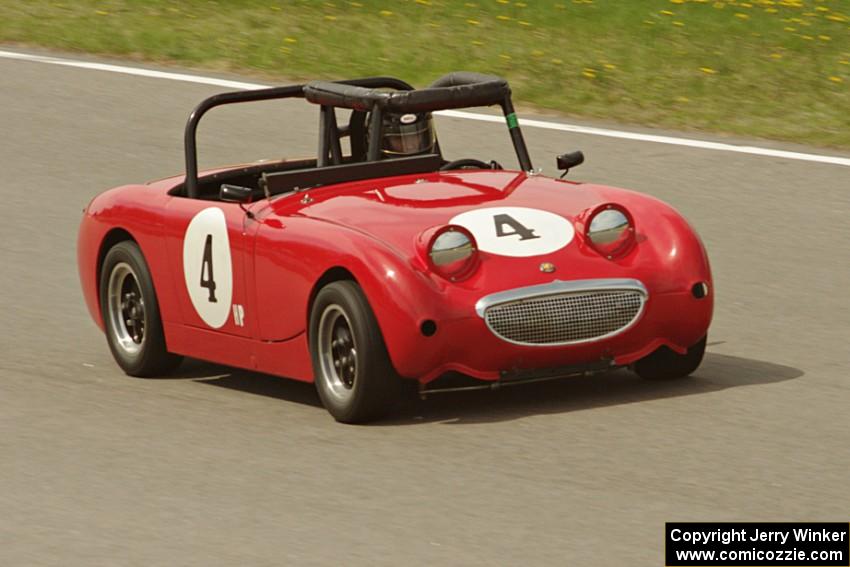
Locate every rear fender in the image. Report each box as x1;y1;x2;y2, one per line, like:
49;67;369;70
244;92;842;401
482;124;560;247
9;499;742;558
77;186;178;331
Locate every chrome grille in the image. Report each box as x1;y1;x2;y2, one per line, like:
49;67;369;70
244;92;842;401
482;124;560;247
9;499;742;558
484;289;645;346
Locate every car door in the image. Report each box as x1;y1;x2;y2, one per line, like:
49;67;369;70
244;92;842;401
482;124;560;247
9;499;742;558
164;199;254;339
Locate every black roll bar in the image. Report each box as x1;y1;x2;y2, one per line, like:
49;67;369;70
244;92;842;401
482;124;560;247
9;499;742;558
183;73;532;198
304;72;532;172
183;84;305;199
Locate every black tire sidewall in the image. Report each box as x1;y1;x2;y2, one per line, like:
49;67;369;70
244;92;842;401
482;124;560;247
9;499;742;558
309;281;397;423
635;336;707;380
99;241;175;377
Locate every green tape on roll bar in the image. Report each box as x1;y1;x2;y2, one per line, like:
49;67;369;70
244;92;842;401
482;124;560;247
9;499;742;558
506;112;519;129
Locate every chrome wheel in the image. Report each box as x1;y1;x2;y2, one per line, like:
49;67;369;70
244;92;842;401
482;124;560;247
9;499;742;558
317;304;358;402
107;262;146;356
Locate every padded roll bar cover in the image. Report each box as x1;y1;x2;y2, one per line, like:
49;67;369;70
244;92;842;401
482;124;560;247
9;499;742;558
427;71;507;90
394;71;509;111
304;72;510;113
304;82;390;111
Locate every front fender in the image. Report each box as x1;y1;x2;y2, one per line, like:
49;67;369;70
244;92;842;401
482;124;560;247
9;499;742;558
252;216;446;377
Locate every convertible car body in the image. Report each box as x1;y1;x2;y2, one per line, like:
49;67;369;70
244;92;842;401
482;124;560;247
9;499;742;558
78;72;712;422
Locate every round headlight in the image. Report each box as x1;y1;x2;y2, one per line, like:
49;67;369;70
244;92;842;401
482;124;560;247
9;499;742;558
428;226;478;281
586;205;635;258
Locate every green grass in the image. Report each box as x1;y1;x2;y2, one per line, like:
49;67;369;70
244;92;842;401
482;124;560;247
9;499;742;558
2;0;849;147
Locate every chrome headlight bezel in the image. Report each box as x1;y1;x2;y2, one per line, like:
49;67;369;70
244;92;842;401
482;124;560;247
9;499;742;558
585;204;636;259
426;225;479;281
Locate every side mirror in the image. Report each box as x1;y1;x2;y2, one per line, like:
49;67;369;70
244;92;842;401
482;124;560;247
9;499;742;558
220;184;253;203
556;151;585;178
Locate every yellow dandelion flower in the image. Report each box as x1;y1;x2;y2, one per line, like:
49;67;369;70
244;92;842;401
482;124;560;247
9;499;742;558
95;9;109;15
828;76;843;83
815;6;829;12
673;21;685;26
467;19;480;25
284;37;297;43
675;96;690;103
499;54;512;60
765;8;778;13
713;2;725;8
497;15;511;20
700;67;718;74
819;35;831;41
660;10;674;15
800;35;813;40
735;13;749;19
471;40;484;46
518;20;532;26
415;0;431;4
670;0;685;4
349;1;363;6
784;26;795;31
839;60;849;65
604;63;617;70
324;15;337;20
770;52;782;58
497;0;509;3
551;58;563;64
825;14;846;22
516;2;528;6
643;20;656;25
582;69;597;79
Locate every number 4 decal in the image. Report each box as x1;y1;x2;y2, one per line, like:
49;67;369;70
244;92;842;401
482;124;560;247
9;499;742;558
200;234;218;303
182;207;233;329
449;206;575;258
493;213;540;241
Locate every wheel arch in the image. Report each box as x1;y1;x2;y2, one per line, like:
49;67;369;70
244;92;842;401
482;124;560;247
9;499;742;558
306;266;359;336
97;227;137;282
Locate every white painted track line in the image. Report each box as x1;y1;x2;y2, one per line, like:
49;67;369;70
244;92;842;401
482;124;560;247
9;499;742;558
2;49;848;168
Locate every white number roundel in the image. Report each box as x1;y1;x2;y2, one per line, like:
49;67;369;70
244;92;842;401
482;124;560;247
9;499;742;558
182;207;233;328
449;206;575;257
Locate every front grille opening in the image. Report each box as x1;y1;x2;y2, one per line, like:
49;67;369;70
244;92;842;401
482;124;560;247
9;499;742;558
484;290;644;345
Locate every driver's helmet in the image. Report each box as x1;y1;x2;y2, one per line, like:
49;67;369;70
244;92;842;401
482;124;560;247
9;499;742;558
378;111;436;157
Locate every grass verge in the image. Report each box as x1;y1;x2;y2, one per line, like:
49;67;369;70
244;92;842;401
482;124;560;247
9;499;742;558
1;0;848;147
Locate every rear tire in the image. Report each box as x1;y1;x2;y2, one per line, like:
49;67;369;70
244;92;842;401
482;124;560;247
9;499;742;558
634;336;706;380
309;281;399;423
99;241;182;377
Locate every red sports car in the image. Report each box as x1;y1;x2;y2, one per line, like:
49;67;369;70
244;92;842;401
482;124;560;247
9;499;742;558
77;72;712;423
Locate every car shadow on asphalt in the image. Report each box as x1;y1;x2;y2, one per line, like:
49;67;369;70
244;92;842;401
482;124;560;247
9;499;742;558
173;351;803;425
175;358;324;409
382;352;803;425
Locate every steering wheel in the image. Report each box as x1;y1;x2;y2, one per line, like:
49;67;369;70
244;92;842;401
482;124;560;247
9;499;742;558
440;158;503;171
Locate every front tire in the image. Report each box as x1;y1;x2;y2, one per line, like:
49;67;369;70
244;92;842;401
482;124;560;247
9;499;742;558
634;336;706;380
309;281;399;423
99;241;182;377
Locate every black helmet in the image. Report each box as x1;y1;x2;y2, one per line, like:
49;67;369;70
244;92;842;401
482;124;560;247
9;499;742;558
378;111;436;156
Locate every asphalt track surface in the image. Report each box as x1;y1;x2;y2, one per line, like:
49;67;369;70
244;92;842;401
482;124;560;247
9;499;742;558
2;51;849;566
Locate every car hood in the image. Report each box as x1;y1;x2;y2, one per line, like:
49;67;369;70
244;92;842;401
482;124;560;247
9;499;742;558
271;170;649;248
259;169;702;293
